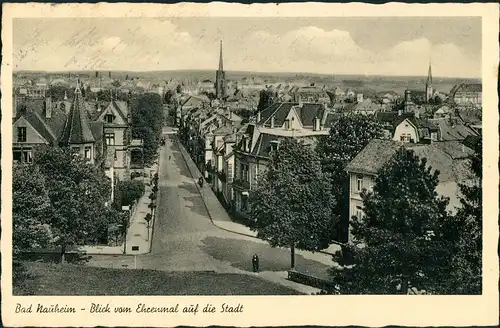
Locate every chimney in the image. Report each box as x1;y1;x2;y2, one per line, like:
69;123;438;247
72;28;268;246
257;111;261;123
398;109;402;116
45;94;52;119
270;116;275;128
313;117;321;131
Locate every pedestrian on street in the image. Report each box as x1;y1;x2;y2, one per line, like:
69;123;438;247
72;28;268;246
252;253;259;273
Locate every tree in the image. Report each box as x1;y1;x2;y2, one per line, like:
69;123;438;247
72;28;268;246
130;93;164;164
176;84;182;94
330;148;453;294
115;180;145;207
13;165;53;282
316;114;384;242
164;89;174;104
249;138;337;268
33;146;122;262
111;80;121;88
439;141;482;294
257;89;277;112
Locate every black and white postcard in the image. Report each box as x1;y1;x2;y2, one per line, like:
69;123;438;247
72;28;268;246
1;2;499;327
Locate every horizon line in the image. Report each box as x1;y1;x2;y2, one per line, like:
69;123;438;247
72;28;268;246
13;69;481;80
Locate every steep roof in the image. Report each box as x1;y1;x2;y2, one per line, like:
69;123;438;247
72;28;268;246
429;118;478;142
346;139;403;175
452;84;482;95
59;86;96;145
296;103;325;127
17;99;68;144
258;102;299;127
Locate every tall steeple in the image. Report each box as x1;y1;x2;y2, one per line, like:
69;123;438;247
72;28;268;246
426;61;433;85
215;40;226;100
425;60;433;103
218;40;224;71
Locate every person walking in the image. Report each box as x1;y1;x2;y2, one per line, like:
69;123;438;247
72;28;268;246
252;254;259;273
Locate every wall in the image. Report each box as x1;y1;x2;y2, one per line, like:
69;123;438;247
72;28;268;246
393;119;419;143
348;173;375;220
13;117;49;145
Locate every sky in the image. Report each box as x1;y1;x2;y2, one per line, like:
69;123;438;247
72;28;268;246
13;17;481;78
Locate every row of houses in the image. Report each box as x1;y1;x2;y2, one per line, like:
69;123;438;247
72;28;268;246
12;78;145;200
179;88;481;243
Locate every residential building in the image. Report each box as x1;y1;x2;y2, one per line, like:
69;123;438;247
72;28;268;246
13;79;105;166
392;116;439;144
291;86;330;106
346;138;475;242
232;102;330;220
450;83;482;107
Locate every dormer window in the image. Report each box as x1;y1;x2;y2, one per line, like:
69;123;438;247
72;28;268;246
106;114;114;123
270;140;280;152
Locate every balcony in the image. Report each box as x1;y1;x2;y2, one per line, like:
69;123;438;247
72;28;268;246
232;178;250;190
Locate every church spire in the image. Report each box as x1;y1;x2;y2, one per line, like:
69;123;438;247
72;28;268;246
426;61;432;85
218;40;224;72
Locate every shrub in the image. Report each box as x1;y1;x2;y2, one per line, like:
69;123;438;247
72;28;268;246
117;180;145;207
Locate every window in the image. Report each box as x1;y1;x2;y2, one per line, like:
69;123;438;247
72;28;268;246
105;132;115;145
84;146;92;160
400;133;411;143
17;127;27;142
106;114;114;123
355;206;364;220
227;163;233;183
356;175;364;192
114;150;118;161
284;119;290;130
241;163;249;182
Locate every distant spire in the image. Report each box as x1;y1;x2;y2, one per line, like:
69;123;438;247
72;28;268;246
218;40;224;71
426;60;432;85
75;75;82;94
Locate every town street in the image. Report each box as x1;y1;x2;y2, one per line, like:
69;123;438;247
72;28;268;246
86;125;334;281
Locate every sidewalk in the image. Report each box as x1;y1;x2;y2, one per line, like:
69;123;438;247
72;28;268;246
177;140;341;288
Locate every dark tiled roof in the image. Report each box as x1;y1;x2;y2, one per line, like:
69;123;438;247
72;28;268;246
462;135;482;152
297;103;325;127
18;99;68;144
258;102;298;126
452;83;482;95
324;113;342;128
430;118;478;142
346;139;403;175
59;89;96;145
250;133;283;158
90;122;104;141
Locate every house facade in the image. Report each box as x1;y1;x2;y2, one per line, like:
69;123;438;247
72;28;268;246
345;138;475;243
450;84;482;107
13;80;106;166
232;102;330;221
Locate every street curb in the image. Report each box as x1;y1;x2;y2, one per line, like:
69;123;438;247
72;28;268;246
175;136;340;257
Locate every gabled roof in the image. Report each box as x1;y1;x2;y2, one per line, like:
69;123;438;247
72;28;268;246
296;103;325;127
346;139;403;175
429;118;478;142
258;102;299;127
462;135;481;152
98;100;128;125
451;83;482;95
59;87;96;145
15;99;68;144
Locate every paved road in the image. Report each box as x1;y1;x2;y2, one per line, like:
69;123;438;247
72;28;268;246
86;125;333;279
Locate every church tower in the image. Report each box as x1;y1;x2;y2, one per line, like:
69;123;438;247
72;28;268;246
425;61;433;103
215;40;226;100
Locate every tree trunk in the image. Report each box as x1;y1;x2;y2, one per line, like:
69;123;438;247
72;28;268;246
60;244;66;264
290;243;295;269
401;274;409;295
